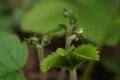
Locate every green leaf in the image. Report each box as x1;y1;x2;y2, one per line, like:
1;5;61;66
0;32;27;80
0;16;13;31
74;44;100;60
40;48;70;72
76;0;120;45
0;73;26;80
40;44;100;72
21;1;78;36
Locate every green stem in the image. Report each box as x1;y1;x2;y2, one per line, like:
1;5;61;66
57;68;66;80
81;61;94;80
37;45;46;80
70;69;77;80
57;25;74;80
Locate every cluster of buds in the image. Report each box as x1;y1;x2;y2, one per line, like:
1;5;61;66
63;8;84;41
25;34;51;48
25;36;39;47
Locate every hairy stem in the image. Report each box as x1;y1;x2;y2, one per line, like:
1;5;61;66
57;25;74;80
70;69;77;80
37;45;46;80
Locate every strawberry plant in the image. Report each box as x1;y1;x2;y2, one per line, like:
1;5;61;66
0;0;120;80
22;4;100;80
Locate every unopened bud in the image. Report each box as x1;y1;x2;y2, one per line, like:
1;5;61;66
25;36;39;47
41;35;52;47
63;8;71;18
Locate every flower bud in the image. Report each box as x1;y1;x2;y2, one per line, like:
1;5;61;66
41;35;52;47
74;28;84;40
25;36;39;47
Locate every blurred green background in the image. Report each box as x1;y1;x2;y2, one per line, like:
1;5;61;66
0;0;120;80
